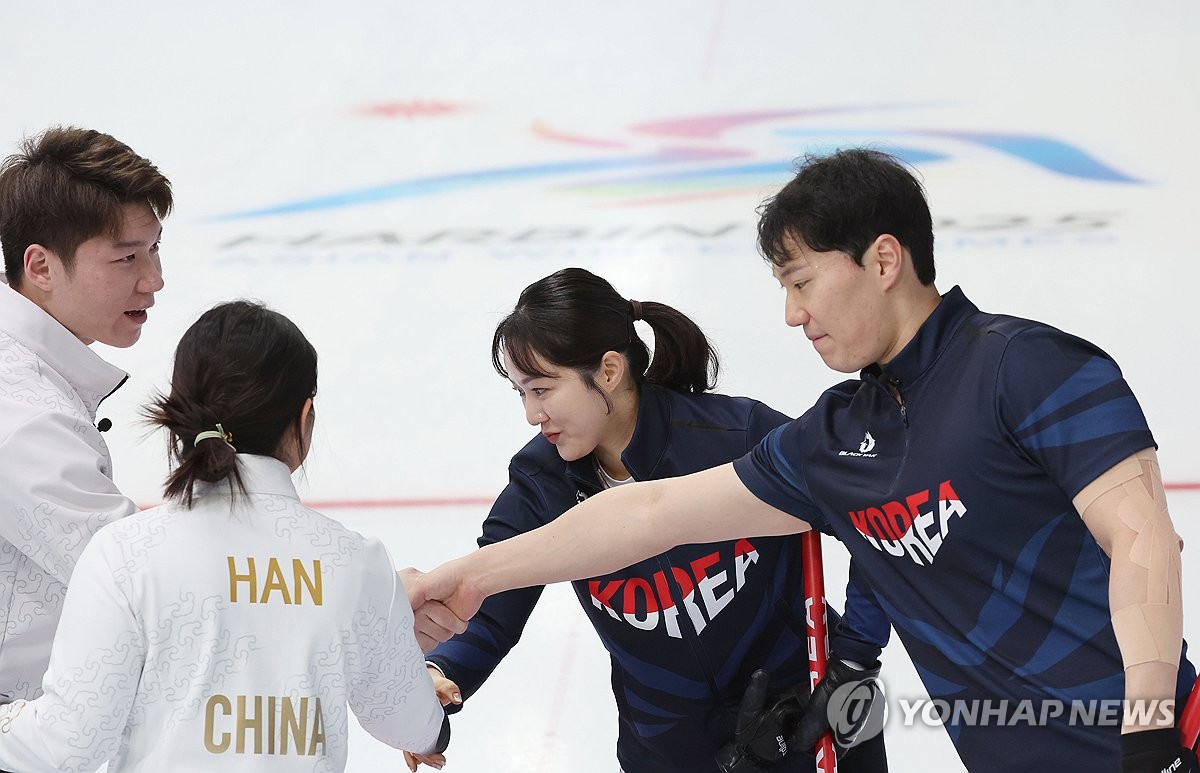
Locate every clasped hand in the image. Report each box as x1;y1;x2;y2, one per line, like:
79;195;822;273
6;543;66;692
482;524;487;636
397;565;478;651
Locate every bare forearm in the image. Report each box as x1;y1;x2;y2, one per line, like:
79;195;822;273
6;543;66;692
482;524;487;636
471;478;676;596
469;464;806;596
414;464;806;635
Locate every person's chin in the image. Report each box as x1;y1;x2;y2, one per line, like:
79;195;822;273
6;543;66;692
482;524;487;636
819;351;862;374
556;445;584;462
98;329;142;348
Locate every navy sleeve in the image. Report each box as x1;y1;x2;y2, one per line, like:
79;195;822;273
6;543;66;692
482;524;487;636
425;466;551;710
744;400;794;447
732;418;828;531
995;326;1156;500
432;712;451;754
830;559;891;665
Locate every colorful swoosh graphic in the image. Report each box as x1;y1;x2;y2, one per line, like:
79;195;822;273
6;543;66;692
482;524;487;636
218;106;1140;220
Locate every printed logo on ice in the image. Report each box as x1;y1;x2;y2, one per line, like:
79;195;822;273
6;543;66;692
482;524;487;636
849;481;967;566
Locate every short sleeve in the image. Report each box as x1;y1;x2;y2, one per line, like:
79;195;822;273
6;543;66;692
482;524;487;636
732;420;828;532
996;325;1155;499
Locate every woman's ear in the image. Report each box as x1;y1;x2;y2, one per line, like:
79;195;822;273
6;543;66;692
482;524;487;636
282;397;316;471
598;350;627;393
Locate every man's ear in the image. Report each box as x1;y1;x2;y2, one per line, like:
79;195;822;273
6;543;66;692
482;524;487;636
871;234;906;289
22;244;57;292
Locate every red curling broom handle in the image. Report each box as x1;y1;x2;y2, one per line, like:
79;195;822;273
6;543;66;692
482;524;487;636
802;531;838;773
1181;674;1200;752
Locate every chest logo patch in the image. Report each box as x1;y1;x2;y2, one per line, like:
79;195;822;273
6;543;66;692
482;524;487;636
849;481;967;566
839;431;878;458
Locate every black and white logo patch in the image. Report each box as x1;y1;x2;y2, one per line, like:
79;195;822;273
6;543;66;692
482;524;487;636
839;431;879;458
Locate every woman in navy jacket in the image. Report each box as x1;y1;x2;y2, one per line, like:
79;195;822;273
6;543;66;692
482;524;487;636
411;268;889;773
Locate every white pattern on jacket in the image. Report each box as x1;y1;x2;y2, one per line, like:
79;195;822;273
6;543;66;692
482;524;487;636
0;282;135;703
0;454;445;772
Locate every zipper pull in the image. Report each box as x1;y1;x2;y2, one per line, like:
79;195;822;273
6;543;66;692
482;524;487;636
887;377;909;427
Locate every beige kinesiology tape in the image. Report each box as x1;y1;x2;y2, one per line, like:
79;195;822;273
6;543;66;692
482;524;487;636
1076;449;1184;670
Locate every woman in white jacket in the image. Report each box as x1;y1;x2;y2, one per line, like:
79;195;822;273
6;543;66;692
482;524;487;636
0;300;448;773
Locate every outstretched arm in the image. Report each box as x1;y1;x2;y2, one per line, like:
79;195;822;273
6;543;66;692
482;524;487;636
412;463;807;634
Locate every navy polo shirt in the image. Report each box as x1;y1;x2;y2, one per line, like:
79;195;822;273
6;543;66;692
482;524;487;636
735;287;1195;772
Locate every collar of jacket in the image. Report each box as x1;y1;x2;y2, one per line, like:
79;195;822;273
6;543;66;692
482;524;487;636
860;284;978;390
0;282;129;412
562;381;675;490
193;454;300;502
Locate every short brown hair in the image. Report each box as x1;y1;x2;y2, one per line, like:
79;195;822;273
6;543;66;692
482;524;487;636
0;126;173;289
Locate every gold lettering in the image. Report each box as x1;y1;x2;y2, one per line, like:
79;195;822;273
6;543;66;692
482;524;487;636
281;696;306;755
308;697;325;756
227;556;322;606
227;557;257;603
236;695;263;754
267;695;276;755
261;558;293;605
294;559;322;606
204;695;231;753
204;694;332;756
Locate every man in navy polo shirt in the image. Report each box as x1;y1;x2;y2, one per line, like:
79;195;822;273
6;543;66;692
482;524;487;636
413;149;1196;773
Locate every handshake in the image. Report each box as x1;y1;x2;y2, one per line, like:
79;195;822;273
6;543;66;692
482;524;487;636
717;661;885;772
400;566;477;651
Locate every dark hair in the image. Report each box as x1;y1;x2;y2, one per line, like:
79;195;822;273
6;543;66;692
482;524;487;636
0;125;173;289
145;301;318;506
757;148;936;284
492;267;718;407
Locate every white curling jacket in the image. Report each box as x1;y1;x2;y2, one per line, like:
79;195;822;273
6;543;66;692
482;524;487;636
0;454;445;772
0;283;136;703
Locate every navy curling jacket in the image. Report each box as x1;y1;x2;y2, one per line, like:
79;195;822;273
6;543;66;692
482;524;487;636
428;384;890;773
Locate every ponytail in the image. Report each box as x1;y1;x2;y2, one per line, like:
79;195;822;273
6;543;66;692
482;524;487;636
492;268;719;403
635;301;719;393
144;301;318;507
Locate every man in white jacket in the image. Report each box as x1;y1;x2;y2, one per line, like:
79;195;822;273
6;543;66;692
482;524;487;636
0;126;172;703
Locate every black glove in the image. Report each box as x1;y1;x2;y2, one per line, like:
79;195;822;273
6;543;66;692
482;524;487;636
794;659;884;752
1121;728;1197;773
716;670;809;772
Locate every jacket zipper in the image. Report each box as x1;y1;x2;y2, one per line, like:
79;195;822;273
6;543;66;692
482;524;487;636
886;377;908;427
